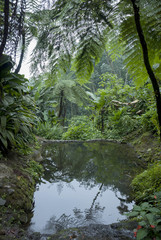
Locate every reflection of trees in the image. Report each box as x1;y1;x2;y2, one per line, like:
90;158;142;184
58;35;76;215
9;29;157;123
90;183;103;210
43;183;106;233
43;180;130;233
40;141;141;202
44;203;105;233
41;142;93;183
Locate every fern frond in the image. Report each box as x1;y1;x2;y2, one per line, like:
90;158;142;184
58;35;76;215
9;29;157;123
31;0;113;81
107;0;161;87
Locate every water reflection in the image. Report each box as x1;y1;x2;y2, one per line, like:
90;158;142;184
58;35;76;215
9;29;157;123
30;141;140;234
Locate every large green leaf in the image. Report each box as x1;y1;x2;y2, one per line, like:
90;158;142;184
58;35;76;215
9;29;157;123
146;213;155;225
0;56;36;153
136;228;148;240
1;116;6;129
0;55;14;73
0;135;8;148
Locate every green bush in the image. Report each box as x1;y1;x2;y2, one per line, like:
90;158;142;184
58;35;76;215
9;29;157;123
132;163;161;201
26;160;44;182
115;114;138;135
62;116;102;140
105;108;139;137
103;128;120;140
0;55;36;154
34;122;64;139
127;192;161;240
140;108;159;134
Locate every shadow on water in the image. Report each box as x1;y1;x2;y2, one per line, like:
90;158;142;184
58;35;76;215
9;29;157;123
29;141;142;234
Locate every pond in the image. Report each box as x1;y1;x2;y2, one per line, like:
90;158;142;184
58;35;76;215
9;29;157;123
29;141;140;235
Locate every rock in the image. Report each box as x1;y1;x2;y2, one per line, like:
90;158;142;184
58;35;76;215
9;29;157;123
7;188;15;194
0;198;6;206
32;151;43;162
29;232;42;240
19;214;28;224
48;223;135;240
0;163;13;180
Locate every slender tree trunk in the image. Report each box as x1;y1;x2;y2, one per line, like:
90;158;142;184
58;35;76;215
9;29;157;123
62;102;66;127
101;109;105;133
15;30;25;74
0;0;10;57
58;90;64;118
131;0;161;140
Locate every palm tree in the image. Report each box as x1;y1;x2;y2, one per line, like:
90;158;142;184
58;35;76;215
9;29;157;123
32;72;90;126
51;72;90;125
31;0;161;138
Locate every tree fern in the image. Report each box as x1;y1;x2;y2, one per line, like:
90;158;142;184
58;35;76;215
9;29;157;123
0;0;49;71
31;0;113;81
31;71;90;125
50;72;89;106
30;0;161;135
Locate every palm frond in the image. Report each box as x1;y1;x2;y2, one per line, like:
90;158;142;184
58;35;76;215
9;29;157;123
31;0;113;81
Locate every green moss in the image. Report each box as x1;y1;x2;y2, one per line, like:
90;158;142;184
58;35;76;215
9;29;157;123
131;163;161;201
25;160;44;182
6;175;35;211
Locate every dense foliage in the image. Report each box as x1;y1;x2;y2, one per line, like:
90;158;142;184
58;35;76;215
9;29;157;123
0;0;160;147
0;55;36;154
30;0;161;138
0;0;161;237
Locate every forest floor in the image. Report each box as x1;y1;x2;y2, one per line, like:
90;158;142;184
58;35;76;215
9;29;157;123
0;131;160;240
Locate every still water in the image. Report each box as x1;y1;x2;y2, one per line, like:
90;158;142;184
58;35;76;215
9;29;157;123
29;141;139;234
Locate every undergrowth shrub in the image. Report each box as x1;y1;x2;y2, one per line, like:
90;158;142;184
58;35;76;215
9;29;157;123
113;114;138;135
62;116;102;140
103;128;120;140
127;192;161;240
104;108;139;138
140;108;159;134
34;122;64;139
0;55;36;154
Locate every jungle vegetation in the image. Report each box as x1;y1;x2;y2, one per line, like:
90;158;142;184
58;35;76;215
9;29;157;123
0;0;161;152
0;1;161;238
0;0;161;146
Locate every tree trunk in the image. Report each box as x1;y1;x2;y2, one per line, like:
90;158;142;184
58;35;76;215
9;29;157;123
131;0;161;140
58;90;64;118
58;90;66;126
62;102;66;127
0;0;9;57
15;30;25;74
